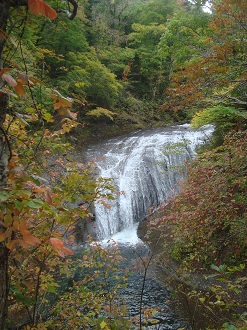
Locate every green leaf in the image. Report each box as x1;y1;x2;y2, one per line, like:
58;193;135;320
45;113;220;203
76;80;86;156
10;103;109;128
14;200;23;211
210;264;220;272
86;108;117;121
26;198;44;209
222;323;236;330
0;192;9;202
15;292;35;306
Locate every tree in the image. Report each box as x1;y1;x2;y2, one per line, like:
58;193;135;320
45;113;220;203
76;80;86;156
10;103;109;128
88;0;135;49
128;0;177;100
160;0;247;113
0;1;78;328
129;22;167;99
57;51;122;109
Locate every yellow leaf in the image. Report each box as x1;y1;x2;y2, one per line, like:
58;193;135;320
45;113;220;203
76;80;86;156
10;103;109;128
0;232;6;242
100;321;109;329
55;106;77;120
4;214;13;227
50;90;73;107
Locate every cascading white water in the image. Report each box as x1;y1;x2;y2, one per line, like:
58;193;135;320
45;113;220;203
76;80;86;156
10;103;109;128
85;124;213;241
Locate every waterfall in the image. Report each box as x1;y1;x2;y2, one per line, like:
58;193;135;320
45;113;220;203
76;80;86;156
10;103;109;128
85;124;213;240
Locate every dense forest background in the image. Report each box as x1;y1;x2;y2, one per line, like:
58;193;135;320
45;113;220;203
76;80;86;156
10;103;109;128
0;0;246;329
2;0;247;135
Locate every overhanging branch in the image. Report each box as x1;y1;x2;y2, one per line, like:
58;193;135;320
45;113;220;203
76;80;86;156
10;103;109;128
213;94;247;106
67;0;78;20
225;95;247;106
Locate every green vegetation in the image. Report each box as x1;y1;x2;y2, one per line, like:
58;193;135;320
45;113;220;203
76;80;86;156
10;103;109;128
0;0;246;329
148;130;247;328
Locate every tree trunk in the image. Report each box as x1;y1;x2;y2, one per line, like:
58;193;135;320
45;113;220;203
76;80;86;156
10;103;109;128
0;96;10;330
0;1;11;328
0;94;10;330
0;244;9;330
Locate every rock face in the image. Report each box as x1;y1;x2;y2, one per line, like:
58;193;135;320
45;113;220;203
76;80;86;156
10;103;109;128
73;216;97;243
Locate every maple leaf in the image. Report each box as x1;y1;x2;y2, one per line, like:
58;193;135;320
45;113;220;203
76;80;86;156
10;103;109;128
50;238;74;258
28;0;57;19
0;229;12;243
19;220;41;247
14;82;26;95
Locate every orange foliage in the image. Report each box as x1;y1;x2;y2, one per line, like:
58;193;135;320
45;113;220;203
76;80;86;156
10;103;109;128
162;0;247;112
50;238;74;258
28;0;57;19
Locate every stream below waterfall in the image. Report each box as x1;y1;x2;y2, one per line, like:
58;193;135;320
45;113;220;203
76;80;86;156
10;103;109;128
80;124;214;329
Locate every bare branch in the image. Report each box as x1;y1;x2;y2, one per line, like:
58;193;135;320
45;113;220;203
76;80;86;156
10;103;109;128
213;94;247;106
67;0;78;20
10;0;28;7
225;95;247;105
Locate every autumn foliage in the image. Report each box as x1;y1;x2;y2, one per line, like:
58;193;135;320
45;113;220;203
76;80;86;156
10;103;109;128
151;131;247;268
0;1;118;328
161;0;247;112
28;0;57;19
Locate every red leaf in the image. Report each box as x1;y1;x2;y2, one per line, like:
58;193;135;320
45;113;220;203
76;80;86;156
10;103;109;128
6;239;19;251
28;0;43;16
0;232;7;242
28;0;57;19
44;191;53;205
0;68;12;78
50;238;74;258
22;234;41;246
14;81;26;95
19;220;41;247
42;1;57;19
